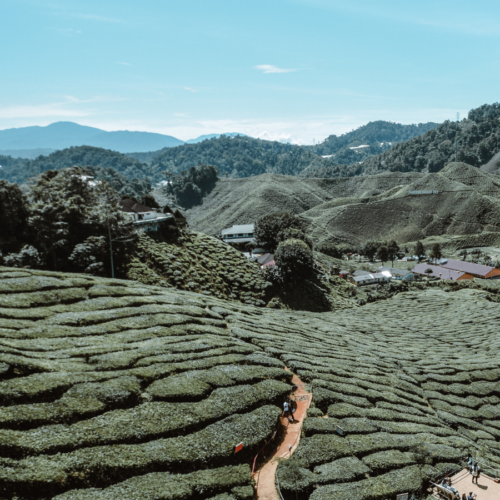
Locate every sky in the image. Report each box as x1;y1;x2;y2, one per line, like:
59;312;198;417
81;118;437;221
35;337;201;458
1;0;500;144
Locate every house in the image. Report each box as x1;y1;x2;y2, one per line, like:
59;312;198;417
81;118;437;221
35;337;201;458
377;267;415;281
440;259;500;279
257;253;274;267
411;263;473;281
353;270;372;277
120;199;173;232
221;224;255;244
352;272;391;286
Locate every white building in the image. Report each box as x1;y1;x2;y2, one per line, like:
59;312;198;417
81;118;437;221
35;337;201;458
120;199;173;232
221;224;255;244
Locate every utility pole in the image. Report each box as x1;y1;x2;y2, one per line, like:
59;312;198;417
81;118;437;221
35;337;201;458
108;222;115;279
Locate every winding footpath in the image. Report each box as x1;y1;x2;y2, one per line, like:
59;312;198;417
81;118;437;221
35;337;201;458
254;371;312;500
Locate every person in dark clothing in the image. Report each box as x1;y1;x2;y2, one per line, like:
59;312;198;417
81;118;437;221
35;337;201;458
282;400;294;422
472;463;480;484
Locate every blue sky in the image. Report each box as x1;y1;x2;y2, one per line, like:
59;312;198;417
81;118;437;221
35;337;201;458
1;0;500;143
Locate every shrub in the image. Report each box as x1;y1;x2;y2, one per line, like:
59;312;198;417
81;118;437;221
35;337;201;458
274;239;314;282
315;242;343;259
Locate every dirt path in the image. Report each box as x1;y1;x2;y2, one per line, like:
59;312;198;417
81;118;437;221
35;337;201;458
254;372;312;500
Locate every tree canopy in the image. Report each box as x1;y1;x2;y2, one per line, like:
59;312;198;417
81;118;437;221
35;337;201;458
254;212;304;252
274;238;314;282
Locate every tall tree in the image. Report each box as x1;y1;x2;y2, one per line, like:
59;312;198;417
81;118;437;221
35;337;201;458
415;241;425;262
388;240;400;266
255;212;304;252
377;245;389;265
429;243;442;264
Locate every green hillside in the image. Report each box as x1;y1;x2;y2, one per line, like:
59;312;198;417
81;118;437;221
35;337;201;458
0;268;499;498
313;103;500;178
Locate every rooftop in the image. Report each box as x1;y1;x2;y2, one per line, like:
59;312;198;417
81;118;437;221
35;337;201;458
221;224;255;235
441;259;498;277
412;263;468;280
120;199;156;214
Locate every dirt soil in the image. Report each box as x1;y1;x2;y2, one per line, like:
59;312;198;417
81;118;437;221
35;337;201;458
254;372;312;500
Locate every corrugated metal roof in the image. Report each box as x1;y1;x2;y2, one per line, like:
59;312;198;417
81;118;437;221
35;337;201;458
412;263;467;281
221;224;255;235
440;259;497;277
378;266;412;277
353;272;390;282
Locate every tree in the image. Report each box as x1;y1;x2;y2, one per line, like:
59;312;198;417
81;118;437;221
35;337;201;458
0;180;29;254
376;245;389;265
459;249;468;260
359;241;382;262
140;194;160;209
316;242;343;259
274;239;313;282
21;167;135;275
415;241;425;262
388;240;400;266
277;227;313;249
424;268;433;277
429;243;442;263
254;212;304;252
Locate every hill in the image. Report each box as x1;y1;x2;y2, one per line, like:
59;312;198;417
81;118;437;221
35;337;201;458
0;268;499;498
0;122;183;153
316;103;500;179
0;148;56;159
149;135;334;178
185;171;425;236
185;163;500;249
0;146;160;187
307;120;438;165
186;132;248;144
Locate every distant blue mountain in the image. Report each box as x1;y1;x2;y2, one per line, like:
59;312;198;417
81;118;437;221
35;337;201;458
0;122;184;154
186;132;248;144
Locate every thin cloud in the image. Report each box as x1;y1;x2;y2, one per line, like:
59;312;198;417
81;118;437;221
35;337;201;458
53;12;123;23
117;62;132;66
184;87;198;93
255;65;296;74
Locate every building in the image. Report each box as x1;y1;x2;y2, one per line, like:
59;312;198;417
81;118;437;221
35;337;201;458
352;271;391;286
119;199;173;232
353;270;372;277
411;263;472;281
377;267;415;281
440;259;500;279
257;253;275;267
221;224;255;244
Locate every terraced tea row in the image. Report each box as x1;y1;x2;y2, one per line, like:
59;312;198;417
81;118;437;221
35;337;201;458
0;268;499;499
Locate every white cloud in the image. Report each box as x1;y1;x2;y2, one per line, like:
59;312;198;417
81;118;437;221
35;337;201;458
116;62;132;66
183;87;198;93
0;103;90;120
70;13;123;23
255;65;296;74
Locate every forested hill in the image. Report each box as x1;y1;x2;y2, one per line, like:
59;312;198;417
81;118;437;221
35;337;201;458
0;146;156;197
149;135;334;178
309;120;439;156
333;103;500;177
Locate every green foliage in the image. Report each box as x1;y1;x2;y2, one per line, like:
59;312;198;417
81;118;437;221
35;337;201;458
309;121;439;156
0;147;156;196
430;243;442;263
0;180;29;254
315;242;343;259
415;241;425;261
167;164;219;208
254;212;304;252
150;135;332;178
355;103;500;175
376;245;389;265
277;227;313;249
3;167;135;275
274;239;314;282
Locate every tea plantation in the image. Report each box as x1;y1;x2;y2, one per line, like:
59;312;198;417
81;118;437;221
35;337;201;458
0;267;500;499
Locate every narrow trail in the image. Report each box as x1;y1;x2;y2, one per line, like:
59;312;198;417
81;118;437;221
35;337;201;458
254;371;312;500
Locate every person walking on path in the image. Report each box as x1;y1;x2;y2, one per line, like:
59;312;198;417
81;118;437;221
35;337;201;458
467;457;474;474
472;463;480;484
282;399;294;422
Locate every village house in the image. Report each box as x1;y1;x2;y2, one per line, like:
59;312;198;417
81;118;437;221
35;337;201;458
221;224;255;244
411;263;473;281
377;266;415;281
440;259;500;279
352;271;391;286
120;199;173;232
